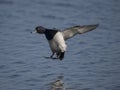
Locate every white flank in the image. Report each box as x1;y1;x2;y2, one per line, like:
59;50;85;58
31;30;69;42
48;32;67;53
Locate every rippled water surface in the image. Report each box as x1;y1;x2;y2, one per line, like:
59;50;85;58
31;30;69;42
0;0;120;90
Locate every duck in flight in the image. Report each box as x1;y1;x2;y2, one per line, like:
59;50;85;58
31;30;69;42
32;24;99;60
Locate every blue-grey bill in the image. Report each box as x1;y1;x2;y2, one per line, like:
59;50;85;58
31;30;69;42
31;30;36;33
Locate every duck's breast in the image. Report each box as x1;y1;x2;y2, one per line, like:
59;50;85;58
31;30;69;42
48;32;67;53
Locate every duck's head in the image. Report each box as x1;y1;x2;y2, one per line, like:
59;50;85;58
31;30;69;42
31;26;46;34
35;26;46;34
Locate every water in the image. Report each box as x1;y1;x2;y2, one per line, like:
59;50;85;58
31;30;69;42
0;0;120;90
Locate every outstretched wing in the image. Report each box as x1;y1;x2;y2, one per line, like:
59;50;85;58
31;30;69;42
62;24;99;40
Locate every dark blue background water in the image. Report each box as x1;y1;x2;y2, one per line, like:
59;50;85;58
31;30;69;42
0;0;120;90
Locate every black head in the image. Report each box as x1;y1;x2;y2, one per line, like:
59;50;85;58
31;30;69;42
35;26;46;34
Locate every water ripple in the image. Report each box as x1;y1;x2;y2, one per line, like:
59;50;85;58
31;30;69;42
0;0;13;5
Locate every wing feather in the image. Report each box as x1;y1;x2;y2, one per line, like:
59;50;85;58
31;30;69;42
62;24;99;40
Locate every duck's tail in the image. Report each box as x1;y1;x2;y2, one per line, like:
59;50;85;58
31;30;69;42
57;52;65;60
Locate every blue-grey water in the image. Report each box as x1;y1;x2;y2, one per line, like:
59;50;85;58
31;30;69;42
0;0;120;90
